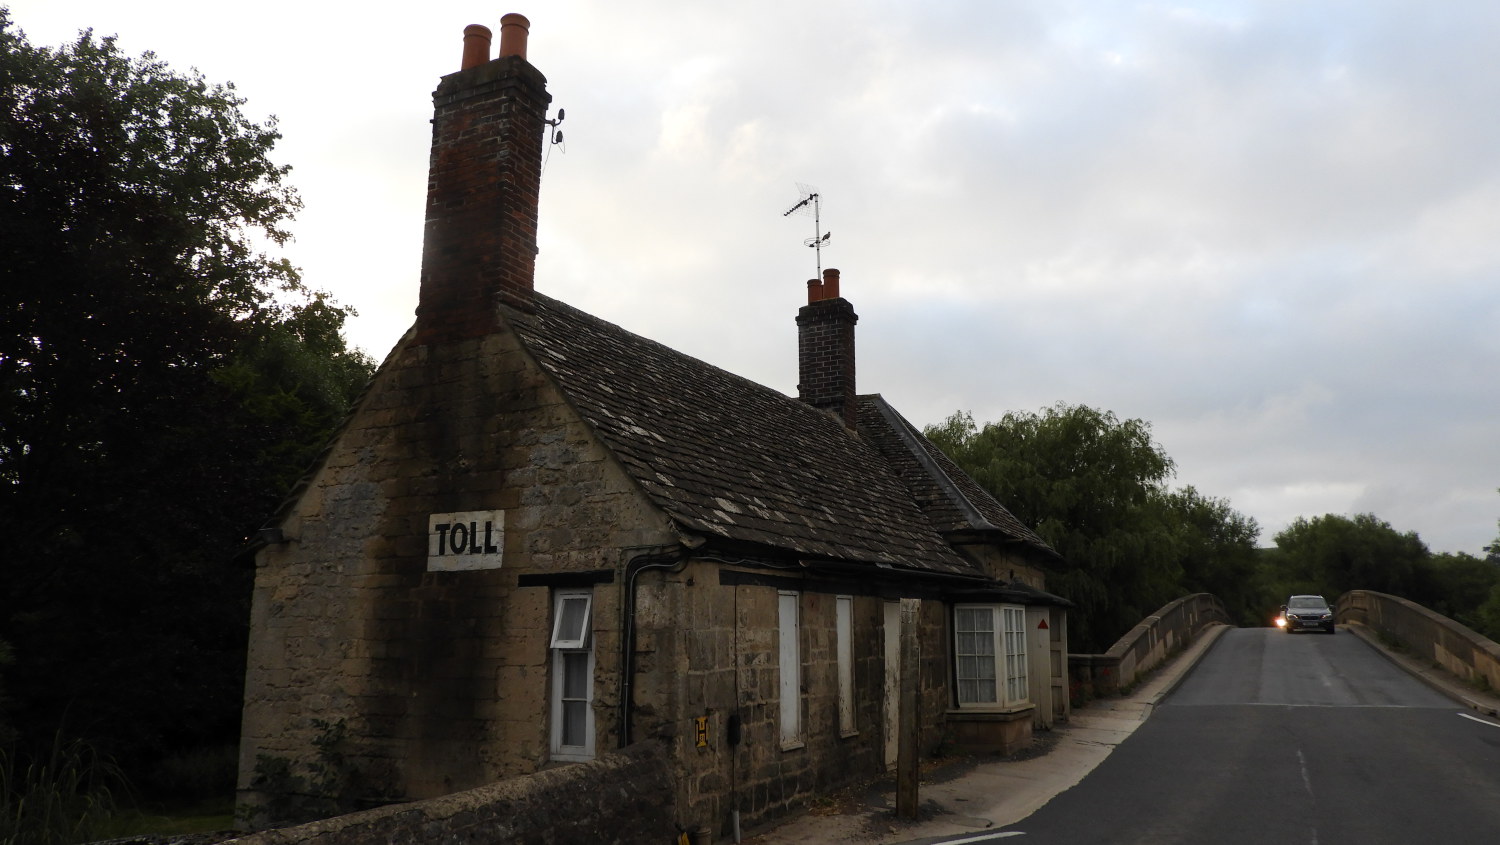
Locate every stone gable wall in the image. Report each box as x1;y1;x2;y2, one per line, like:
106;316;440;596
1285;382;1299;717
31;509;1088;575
239;324;677;820
955;543;1049;590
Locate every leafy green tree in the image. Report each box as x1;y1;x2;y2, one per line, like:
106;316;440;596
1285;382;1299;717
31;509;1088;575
1269;513;1429;600
1472;498;1500;640
0;11;371;789
1163;486;1262;625
928;404;1259;650
1475;584;1500;642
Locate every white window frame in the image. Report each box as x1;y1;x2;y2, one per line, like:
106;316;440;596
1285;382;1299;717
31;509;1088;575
836;595;855;736
1002;605;1029;704
954;603;1029;709
550;589;595;761
550;592;592;649
778;590;803;748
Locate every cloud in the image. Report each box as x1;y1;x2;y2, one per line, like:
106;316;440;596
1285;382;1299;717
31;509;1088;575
10;0;1498;554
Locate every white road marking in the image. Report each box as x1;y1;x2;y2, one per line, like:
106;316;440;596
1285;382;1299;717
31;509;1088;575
1297;750;1319;845
936;832;1027;843
1233;702;1423;708
1458;712;1500;729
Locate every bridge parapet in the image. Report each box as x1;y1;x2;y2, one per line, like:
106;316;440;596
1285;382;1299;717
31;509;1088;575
1338;590;1500;693
1068;593;1231;703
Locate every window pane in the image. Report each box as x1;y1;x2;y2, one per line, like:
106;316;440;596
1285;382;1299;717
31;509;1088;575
956;632;975;655
959;677;996;704
975;655;996;681
956;607;993;634
562;651;589;699
561;700;587;747
1001;606;1029;705
958;679;976;703
553;595;591;647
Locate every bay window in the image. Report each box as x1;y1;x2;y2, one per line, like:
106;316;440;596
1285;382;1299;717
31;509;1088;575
954;604;1029;708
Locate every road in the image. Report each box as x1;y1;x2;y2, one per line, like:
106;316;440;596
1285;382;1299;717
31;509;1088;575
988;627;1500;844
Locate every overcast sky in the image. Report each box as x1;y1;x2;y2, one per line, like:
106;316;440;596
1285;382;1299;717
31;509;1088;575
11;1;1499;555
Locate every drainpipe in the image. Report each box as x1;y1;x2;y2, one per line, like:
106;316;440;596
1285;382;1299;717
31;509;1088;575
619;548;686;748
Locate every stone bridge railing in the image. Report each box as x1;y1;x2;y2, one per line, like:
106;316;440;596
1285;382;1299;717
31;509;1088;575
1337;589;1500;692
1068;593;1231;703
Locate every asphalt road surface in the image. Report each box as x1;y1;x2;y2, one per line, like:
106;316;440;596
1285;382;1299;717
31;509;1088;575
993;627;1500;845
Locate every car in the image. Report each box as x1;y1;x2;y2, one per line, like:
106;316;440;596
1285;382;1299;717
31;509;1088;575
1277;594;1336;634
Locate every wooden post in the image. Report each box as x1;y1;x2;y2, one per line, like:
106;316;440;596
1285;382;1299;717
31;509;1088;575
896;598;921;819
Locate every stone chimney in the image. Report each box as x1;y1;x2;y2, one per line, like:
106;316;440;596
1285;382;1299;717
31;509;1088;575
797;268;859;428
416;13;553;344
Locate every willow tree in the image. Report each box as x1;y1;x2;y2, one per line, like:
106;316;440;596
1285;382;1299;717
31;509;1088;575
927;404;1259;650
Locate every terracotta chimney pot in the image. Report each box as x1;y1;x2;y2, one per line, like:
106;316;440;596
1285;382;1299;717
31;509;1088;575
461;25;493;70
499;13;531;59
807;278;822;304
823;268;840;300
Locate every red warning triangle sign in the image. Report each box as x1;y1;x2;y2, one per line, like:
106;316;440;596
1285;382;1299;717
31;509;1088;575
1038;618;1049;629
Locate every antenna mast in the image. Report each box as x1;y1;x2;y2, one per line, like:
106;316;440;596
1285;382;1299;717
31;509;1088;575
782;184;831;278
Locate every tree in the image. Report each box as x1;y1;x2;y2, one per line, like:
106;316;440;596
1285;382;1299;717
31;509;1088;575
927;404;1259;650
1413;551;1500;632
1163;486;1262;625
1268;513;1429;599
0;11;371;791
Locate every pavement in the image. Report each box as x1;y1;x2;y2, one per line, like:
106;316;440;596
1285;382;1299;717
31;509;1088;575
740;620;1500;845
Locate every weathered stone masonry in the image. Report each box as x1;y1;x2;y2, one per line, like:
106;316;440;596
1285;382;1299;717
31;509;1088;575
239;325;677;806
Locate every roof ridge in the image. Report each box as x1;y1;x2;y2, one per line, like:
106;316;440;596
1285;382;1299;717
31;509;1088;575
865;395;999;532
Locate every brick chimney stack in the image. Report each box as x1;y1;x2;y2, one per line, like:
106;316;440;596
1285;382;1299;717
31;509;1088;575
797;268;859;428
416;13;552;344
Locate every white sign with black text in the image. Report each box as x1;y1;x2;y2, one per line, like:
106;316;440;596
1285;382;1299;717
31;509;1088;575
427;510;505;571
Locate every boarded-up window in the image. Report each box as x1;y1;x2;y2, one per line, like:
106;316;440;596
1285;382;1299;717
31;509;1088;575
836;595;855;735
779;591;802;747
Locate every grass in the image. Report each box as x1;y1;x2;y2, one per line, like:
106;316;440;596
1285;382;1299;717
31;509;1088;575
99;800;236;838
0;734;124;845
1;738;240;845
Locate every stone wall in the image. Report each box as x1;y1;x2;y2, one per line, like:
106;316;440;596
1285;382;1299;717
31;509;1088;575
1068;593;1230;701
239;324;677;817
665;571;952;837
224;742;674;845
1338;590;1500;691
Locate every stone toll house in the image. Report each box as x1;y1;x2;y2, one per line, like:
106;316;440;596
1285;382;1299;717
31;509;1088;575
237;12;1072;838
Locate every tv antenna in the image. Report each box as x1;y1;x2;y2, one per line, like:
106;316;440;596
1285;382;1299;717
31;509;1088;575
782;183;831;278
541;107;566;177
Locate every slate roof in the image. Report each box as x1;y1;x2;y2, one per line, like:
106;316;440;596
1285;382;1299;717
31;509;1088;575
858;397;1057;558
508;293;1051;575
